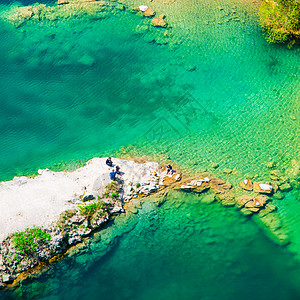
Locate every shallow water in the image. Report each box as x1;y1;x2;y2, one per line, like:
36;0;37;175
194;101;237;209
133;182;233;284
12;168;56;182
4;191;300;300
0;0;299;180
0;0;300;297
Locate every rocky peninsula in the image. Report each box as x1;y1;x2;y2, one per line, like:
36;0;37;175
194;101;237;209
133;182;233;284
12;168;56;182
1;155;299;288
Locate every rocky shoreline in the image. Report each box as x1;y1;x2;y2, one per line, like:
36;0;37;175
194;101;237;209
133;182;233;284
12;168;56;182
1;156;299;289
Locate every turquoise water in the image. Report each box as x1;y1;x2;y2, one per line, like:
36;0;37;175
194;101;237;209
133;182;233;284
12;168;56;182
4;191;300;299
0;0;299;180
0;0;300;298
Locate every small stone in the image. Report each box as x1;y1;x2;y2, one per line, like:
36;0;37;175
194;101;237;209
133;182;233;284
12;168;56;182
270;169;281;180
143;7;155;17
279;182;292;192
180;185;195;190
138;5;148;11
236;195;253;207
201;194;215;204
253;195;268;207
240;179;253;191
151;18;167;27
223;168;232;174
174;174;181;181
2;274;12;283
58;0;69;4
273;191;284;200
266;161;276;169
240;208;253;215
158;14;166;19
217;6;223;10
163;30;171;37
210;162;219;169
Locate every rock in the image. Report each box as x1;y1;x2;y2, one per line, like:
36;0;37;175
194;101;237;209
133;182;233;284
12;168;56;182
216;191;236;206
240;208;253;215
270;169;281;180
279;182;292;192
240;179;253;191
143;7;155;17
158;14;165;19
266;161;276;169
261;214;281;231
78;54;95;66
163;30;171;37
209;177;231;194
68;236;82;245
201;193;216;204
18;6;33;19
223;168;232;174
210;162;219;169
236;195;253;207
285;159;300;180
151;18;167;27
138;5;148;11
253;195;269;207
82;194;95;202
58;0;69;4
253;182;273;194
258;203;276;217
174;174;181;181
217;6;224;10
273;191;284;200
69;215;85;225
180;185;195;190
2;274;13;283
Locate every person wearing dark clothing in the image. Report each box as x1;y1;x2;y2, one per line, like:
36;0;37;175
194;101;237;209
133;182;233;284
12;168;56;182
166;164;173;174
115;166;121;174
106;157;113;167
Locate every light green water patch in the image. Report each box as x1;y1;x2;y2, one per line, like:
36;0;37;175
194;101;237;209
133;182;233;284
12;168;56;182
4;191;300;299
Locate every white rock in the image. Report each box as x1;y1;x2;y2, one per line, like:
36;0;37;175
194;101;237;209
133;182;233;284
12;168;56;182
139;5;148;11
244;179;248;185
180;185;195;189
259;183;273;191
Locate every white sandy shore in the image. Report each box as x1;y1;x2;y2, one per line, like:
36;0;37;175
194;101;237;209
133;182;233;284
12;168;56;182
0;157;161;243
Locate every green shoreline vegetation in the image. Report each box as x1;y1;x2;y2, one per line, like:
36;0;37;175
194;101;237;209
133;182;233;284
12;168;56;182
259;0;300;44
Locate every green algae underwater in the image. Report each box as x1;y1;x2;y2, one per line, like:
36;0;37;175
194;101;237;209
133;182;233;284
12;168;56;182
0;0;300;298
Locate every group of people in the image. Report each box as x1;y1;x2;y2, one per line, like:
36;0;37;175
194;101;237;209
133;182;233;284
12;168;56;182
106;157;121;180
106;157;175;181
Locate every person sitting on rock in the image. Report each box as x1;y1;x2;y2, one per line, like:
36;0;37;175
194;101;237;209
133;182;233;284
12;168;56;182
106;157;113;167
166;164;174;175
115;165;121;174
110;170;117;181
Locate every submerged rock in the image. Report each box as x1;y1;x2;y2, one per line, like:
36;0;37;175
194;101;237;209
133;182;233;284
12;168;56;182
279;182;292;192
